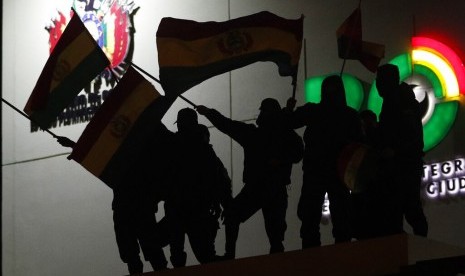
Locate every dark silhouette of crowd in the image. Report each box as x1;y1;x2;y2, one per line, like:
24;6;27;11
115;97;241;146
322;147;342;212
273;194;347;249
57;64;428;275
196;98;304;258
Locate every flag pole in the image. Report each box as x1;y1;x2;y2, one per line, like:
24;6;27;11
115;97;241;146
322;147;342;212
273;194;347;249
292;82;297;99
304;38;308;80
129;61;160;83
129;61;197;108
292;14;305;100
339;59;348;77
292;62;298;99
1;98;58;138
292;37;307;101
178;94;197;108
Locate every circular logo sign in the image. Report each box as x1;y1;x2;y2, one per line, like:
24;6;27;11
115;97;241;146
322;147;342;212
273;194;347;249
367;37;463;151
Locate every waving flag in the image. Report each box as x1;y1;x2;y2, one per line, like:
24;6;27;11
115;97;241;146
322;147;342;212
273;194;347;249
68;66;175;188
337;7;362;59
157;11;304;95
337;7;385;72
23;12;110;128
358;41;386;73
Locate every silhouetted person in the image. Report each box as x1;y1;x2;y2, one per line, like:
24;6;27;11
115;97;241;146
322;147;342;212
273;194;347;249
165;108;232;267
112;122;172;274
56;125;171;275
374;64;428;237
286;75;363;248
198;124;233;218
196;98;304;259
351;109;379;240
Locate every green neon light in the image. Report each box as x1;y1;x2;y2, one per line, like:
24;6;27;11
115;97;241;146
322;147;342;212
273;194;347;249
305;76;324;103
423;101;458;151
414;65;443;98
413;65;456;151
305;74;364;110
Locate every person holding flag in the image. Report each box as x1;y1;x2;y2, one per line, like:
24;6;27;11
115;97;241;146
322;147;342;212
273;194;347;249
196;98;303;259
110;121;172;274
59;65;178;274
285;75;363;248
373;64;428;237
56;122;171;275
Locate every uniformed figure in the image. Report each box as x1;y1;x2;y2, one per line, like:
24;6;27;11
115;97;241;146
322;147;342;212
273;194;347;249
286;75;363;248
196;98;303;259
57;122;171;275
374;64;428;237
111;122;171;274
165;108;232;267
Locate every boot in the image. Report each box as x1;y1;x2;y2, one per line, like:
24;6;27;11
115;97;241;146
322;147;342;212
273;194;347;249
223;222;239;260
170;251;187;268
149;250;168;271
127;259;143;275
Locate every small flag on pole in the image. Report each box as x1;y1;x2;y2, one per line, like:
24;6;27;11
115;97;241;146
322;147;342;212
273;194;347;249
68;66;174;188
156;11;304;95
23;12;110;128
358;41;386;73
336;7;362;60
336;7;385;73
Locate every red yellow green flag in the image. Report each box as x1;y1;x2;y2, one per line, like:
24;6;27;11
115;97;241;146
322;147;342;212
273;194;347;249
68;66;174;188
23;12;110;128
336;7;385;73
156;11;303;95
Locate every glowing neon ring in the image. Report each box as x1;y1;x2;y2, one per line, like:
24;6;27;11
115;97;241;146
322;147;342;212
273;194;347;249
367;37;462;152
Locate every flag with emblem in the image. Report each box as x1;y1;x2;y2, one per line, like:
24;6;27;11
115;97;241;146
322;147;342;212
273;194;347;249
23;12;110;128
336;7;385;72
68;66;175;188
156;11;304;95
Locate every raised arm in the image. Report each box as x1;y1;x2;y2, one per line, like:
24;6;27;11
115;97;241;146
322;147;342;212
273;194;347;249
196;105;254;145
283;97;317;129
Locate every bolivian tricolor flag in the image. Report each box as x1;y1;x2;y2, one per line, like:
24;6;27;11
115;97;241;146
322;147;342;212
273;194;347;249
68;66;174;188
24;12;110;128
157;11;304;95
336;7;385;73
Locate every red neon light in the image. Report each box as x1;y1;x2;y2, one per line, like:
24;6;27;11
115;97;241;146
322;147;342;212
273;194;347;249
412;37;465;95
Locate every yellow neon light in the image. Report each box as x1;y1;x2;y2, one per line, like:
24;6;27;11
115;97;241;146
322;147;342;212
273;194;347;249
412;49;459;97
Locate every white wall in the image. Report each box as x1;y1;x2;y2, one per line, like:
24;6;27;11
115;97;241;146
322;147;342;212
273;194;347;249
3;0;465;275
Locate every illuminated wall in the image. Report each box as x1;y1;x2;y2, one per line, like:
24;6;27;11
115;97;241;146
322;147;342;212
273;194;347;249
3;0;465;275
